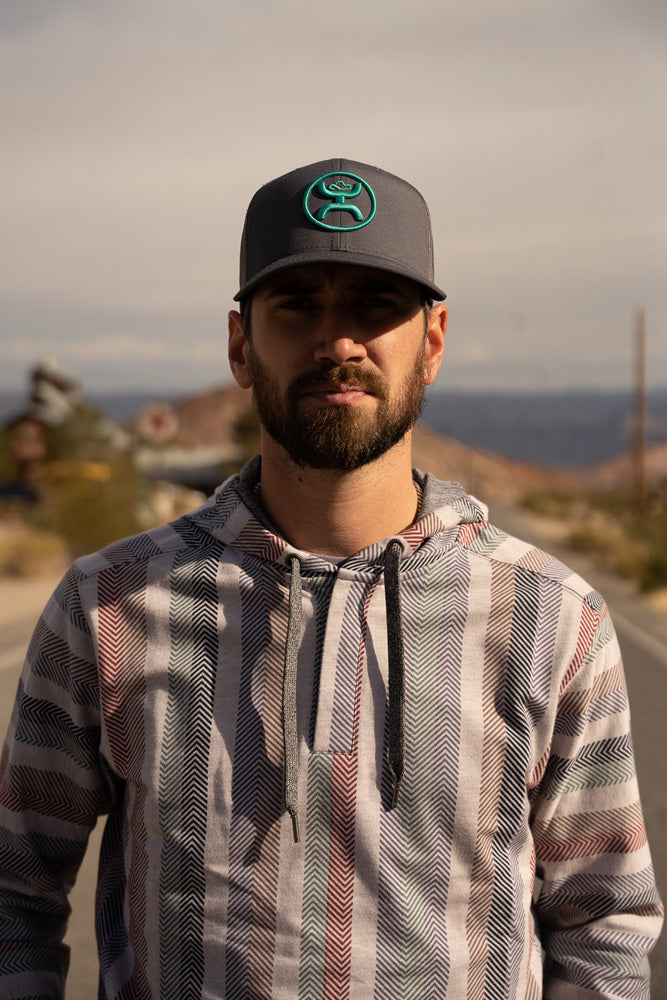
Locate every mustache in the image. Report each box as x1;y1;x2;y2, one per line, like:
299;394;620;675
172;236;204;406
287;365;389;400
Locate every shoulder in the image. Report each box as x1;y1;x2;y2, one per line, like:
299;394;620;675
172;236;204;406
459;519;606;615
72;488;232;583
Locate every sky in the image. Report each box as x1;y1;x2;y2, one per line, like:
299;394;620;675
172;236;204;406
1;0;666;397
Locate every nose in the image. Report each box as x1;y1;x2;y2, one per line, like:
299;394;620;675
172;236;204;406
312;309;367;366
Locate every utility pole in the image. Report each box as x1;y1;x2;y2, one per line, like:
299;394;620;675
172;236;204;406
633;307;647;512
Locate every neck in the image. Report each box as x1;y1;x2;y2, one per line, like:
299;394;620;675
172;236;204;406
256;433;419;557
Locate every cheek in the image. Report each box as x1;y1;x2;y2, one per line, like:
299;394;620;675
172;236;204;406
249;333;307;377
247;348;298;404
380;338;428;386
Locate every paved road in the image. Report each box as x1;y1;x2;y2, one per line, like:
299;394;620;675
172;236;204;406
1;537;665;996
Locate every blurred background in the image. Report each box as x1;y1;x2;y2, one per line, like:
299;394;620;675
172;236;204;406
1;0;665;394
1;0;665;593
0;1;665;995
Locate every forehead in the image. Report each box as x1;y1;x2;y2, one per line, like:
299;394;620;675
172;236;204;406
253;263;422;300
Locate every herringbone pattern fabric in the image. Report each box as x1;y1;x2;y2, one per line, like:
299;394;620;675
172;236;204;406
0;464;662;999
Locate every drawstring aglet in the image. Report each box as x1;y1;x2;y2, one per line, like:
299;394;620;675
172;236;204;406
290;811;300;844
391;778;402;809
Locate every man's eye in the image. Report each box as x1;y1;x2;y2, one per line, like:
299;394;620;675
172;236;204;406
363;296;401;310
279;298;312;310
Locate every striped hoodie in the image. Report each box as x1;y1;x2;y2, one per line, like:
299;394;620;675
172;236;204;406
0;458;662;999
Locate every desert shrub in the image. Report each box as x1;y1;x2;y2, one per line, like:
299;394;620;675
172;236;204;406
636;507;667;592
35;453;148;559
522;488;667;594
0;525;68;578
521;491;579;519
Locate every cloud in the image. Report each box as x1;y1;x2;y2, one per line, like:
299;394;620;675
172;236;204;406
1;0;665;392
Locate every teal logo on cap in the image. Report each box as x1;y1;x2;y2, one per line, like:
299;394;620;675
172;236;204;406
303;171;376;231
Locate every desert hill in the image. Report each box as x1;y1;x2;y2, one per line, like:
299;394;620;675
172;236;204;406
583;440;667;492
411;423;575;502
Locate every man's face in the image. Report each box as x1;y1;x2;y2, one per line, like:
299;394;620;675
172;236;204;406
229;264;446;472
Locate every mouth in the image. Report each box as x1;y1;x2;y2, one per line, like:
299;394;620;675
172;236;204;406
301;381;373;406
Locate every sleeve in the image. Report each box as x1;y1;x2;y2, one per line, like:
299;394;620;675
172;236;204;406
0;566;116;999
530;597;664;999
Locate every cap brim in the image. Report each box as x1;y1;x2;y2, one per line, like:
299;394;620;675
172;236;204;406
233;250;446;302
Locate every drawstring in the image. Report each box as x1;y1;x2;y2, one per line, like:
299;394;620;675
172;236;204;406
384;540;405;809
283;555;302;843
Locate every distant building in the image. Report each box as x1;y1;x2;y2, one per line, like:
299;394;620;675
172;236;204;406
4;360;82;491
133;385;249;492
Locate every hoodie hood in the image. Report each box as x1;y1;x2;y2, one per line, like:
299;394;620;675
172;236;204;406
187;456;488;571
185;457;488;840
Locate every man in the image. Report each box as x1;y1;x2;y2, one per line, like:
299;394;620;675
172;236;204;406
0;158;662;998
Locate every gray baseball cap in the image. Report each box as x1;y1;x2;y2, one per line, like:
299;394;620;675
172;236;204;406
234;157;446;302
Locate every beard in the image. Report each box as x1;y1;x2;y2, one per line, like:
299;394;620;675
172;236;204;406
246;346;427;472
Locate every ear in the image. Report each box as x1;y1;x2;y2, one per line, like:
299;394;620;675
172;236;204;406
228;310;253;389
423;303;447;385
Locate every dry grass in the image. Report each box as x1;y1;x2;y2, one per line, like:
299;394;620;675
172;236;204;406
521;489;667;593
0;523;69;578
